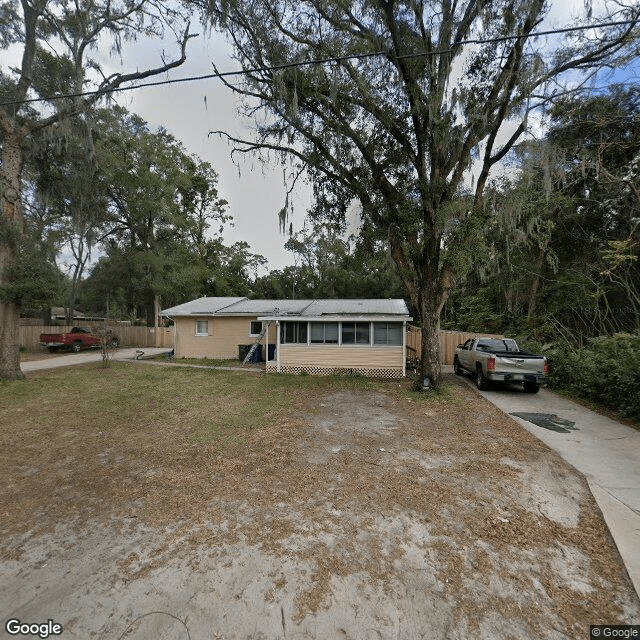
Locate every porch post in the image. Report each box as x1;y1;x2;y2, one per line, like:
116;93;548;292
276;320;281;373
402;320;407;377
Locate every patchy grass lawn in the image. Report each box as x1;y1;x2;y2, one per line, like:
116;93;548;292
174;356;247;367
0;363;373;534
1;363;638;639
147;355;248;367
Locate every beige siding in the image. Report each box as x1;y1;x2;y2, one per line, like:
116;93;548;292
175;317;276;359
279;345;403;370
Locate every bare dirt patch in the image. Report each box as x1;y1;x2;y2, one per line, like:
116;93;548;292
1;366;638;639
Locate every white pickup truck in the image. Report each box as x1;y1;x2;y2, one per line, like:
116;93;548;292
454;337;548;393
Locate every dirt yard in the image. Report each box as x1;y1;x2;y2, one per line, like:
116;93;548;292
1;365;638;639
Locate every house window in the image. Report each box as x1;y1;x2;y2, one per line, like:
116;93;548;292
250;321;263;336
310;322;339;344
195;320;209;336
281;321;308;344
373;322;403;346
341;322;370;345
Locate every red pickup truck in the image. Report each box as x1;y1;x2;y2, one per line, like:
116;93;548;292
39;326;119;353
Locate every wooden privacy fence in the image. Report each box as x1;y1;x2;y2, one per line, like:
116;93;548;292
19;325;173;352
406;326;504;365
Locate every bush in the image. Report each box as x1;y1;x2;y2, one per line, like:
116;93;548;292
540;333;640;420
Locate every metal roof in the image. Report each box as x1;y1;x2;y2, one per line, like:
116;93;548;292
215;299;313;315
161;297;410;318
300;299;409;316
160;297;247;316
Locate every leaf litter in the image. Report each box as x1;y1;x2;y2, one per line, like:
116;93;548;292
0;366;638;638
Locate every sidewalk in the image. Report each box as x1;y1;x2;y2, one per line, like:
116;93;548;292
460;371;640;597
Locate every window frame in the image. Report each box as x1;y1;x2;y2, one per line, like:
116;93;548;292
195;319;209;336
249;320;263;337
340;321;371;346
278;319;406;348
309;321;339;344
280;321;308;344
373;322;403;346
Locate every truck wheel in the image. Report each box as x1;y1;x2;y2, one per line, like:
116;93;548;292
453;356;463;376
108;337;119;348
70;341;82;353
523;382;540;393
475;365;490;390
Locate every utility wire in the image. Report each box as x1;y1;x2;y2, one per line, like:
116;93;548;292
0;18;637;108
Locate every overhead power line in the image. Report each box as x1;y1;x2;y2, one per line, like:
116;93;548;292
0;18;637;109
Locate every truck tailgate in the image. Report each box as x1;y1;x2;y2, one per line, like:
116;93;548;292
496;355;545;374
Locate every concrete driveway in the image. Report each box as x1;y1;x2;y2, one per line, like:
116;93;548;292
21;347;171;372
457;369;640;597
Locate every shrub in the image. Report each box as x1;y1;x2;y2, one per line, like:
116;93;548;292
540;333;640;420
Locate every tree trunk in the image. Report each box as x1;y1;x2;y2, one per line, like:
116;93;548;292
414;262;451;390
504;286;514;315
527;246;546;319
66;248;89;325
0;126;25;380
388;225;450;390
418;302;443;390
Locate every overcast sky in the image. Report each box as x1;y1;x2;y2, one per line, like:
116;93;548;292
110;24;312;271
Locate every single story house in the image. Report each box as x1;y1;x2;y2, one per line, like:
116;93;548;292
160;297;412;378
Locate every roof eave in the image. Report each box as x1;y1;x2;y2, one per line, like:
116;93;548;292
258;315;412;322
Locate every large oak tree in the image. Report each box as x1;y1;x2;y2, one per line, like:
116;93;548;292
0;0;195;379
205;0;639;387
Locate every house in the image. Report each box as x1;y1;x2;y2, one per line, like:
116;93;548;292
49;307;105;324
160;297;412;378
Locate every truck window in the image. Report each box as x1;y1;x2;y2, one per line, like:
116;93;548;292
476;339;519;352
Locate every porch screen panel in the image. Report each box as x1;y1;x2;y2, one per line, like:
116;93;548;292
310;322;338;344
374;322;403;345
388;323;402;345
356;323;370;344
325;322;338;343
374;323;387;344
281;321;308;344
310;323;323;343
341;322;355;344
342;322;370;344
